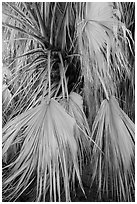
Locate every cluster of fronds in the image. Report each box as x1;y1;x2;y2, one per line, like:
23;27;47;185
2;2;135;202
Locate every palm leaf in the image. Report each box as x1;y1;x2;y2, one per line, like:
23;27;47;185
61;92;91;160
91;96;134;201
2;10;41;37
77;2;132;121
3;22;45;46
3;98;85;201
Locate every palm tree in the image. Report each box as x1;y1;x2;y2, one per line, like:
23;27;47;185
2;2;135;202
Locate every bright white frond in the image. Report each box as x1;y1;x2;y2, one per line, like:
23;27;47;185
3;98;85;201
91;96;134;201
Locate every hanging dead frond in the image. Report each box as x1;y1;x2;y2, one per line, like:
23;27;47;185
77;2;133;120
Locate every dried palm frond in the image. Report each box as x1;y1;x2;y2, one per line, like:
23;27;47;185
91;96;134;201
3;98;86;202
77;2;133;122
61;92;92;162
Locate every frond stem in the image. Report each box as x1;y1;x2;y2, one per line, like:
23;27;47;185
47;51;51;102
58;52;69;100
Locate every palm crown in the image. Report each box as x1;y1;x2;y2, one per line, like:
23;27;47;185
2;2;135;202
